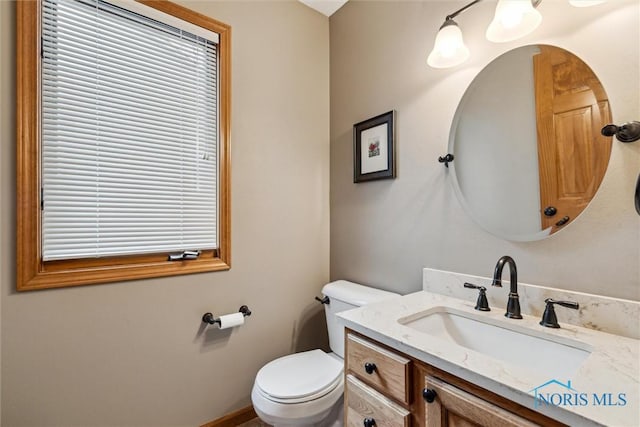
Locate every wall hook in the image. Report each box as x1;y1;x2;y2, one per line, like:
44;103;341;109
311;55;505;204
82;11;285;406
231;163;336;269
601;121;640;143
438;153;455;168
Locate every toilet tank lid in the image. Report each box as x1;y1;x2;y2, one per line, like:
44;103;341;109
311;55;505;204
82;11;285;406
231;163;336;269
322;280;399;306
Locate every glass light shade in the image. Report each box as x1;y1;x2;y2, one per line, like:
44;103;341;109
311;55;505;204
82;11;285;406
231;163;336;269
569;0;606;7
427;20;470;69
486;0;542;43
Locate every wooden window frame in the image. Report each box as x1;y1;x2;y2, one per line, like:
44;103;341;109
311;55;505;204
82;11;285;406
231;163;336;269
16;0;231;291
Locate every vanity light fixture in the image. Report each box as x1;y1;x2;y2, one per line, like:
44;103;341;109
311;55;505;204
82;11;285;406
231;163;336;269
427;0;479;68
569;0;606;7
486;0;542;43
428;0;606;69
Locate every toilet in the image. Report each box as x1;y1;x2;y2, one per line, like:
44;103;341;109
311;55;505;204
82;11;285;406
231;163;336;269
251;280;399;427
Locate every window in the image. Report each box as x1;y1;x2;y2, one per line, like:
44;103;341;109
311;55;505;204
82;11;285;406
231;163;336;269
17;0;231;291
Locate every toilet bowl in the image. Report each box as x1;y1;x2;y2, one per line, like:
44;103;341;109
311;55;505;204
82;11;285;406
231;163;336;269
251;280;399;427
251;350;344;427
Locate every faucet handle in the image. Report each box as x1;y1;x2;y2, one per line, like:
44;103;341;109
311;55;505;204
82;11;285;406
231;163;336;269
463;282;490;311
546;298;579;310
540;298;579;328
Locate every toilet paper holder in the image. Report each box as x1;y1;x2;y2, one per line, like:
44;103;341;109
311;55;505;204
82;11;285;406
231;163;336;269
202;305;252;326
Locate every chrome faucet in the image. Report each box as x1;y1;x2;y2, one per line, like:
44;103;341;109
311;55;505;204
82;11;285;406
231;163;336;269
491;255;522;319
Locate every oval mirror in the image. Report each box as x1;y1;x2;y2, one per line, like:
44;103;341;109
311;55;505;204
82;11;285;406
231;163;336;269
449;45;613;241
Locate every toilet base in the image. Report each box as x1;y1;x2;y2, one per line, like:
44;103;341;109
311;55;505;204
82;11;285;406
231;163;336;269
253;393;343;427
263;397;343;427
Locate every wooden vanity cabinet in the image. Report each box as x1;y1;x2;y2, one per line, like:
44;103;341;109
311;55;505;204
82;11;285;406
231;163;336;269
423;376;538;427
345;329;565;427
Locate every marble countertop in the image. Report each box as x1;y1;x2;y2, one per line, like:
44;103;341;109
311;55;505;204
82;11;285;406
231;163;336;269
338;291;640;427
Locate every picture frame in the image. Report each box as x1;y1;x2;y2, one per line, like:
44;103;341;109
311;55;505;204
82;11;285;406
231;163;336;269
353;110;395;183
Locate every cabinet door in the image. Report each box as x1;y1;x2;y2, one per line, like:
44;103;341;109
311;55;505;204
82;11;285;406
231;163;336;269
423;376;539;427
346;375;411;427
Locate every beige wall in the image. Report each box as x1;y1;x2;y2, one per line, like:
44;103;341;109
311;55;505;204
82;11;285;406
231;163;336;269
330;1;640;300
1;1;329;426
2;0;639;425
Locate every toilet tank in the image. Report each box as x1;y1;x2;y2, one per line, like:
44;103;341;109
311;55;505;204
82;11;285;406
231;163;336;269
321;280;399;358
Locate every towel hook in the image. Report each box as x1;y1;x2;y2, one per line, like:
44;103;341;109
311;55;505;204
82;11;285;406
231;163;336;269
601;121;640;143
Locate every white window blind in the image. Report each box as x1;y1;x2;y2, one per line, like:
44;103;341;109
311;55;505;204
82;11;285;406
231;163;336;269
41;0;219;261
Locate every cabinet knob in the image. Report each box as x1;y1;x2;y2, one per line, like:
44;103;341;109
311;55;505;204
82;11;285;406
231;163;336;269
363;418;376;427
423;388;437;403
364;362;377;374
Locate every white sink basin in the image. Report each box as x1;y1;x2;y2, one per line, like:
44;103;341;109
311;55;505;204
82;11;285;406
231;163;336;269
399;307;591;378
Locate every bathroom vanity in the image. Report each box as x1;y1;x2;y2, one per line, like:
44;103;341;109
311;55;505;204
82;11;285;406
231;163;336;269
345;330;561;426
339;269;640;427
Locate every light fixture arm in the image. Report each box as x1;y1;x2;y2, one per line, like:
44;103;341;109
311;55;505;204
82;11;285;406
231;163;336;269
445;0;483;22
444;0;541;22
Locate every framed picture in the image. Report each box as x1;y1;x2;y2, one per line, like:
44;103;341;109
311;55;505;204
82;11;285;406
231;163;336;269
353;110;395;183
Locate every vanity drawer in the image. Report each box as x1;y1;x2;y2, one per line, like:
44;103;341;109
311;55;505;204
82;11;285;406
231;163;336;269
346;374;410;427
346;333;411;404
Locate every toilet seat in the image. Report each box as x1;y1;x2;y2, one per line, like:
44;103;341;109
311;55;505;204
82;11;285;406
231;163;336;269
251;350;345;427
254;350;343;404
